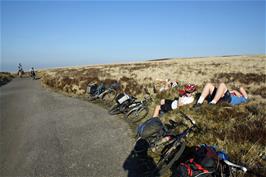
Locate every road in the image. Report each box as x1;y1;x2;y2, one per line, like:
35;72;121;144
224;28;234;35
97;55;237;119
0;78;134;177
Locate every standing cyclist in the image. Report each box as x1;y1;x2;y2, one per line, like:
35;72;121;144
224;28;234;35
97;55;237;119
30;67;36;80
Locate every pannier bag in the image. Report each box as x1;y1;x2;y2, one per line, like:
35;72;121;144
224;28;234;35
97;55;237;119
96;83;105;95
87;84;98;95
116;93;130;104
172;144;227;177
137;117;166;142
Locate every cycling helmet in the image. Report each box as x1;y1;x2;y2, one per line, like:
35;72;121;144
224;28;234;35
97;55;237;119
184;84;197;93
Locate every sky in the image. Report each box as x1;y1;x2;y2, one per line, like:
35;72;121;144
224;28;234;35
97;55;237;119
1;0;265;71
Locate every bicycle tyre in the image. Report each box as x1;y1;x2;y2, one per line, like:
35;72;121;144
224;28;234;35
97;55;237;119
118;100;132;114
102;89;117;102
88;95;98;101
108;104;121;115
156;142;186;176
125;106;148;123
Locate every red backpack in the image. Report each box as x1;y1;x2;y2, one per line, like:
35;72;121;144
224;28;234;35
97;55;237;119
172;145;222;177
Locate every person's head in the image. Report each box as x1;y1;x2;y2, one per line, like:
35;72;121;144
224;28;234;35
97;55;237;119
184;84;197;96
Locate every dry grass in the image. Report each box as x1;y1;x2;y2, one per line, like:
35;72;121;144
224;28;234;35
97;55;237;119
41;55;266;177
0;72;14;86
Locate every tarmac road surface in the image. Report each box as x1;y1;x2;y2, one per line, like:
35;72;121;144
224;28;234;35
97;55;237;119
0;78;134;177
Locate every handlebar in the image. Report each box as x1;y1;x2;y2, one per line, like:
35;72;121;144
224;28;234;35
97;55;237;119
223;160;247;173
178;111;196;126
131;96;137;100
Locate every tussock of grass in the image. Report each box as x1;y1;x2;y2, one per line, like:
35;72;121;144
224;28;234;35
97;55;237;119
0;72;14;86
119;76;144;96
251;87;266;98
229;118;266;145
211;72;266;85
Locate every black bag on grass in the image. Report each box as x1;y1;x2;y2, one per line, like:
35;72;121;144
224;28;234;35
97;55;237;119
137;117;166;143
87;84;98;95
96;83;105;94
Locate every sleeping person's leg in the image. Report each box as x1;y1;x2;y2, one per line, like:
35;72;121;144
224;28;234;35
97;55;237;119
197;83;215;104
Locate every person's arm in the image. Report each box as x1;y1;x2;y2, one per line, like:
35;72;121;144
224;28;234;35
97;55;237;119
230;90;242;97
153;105;161;117
239;87;248;99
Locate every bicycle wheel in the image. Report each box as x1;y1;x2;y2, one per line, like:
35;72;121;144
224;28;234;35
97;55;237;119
102;89;117;102
88;94;98;101
108;104;121;115
125;106;148;123
155;142;186;176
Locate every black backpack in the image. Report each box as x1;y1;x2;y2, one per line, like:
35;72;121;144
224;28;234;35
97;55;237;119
137;117;166;145
172;145;223;177
87;84;98;95
96;83;105;94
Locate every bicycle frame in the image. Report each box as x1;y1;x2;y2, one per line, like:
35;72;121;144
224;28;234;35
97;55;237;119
128;101;143;110
89;88;114;100
151;112;197;175
98;88;114;99
127;96;150;112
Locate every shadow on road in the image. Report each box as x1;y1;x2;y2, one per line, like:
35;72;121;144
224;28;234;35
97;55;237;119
34;77;41;80
123;139;158;177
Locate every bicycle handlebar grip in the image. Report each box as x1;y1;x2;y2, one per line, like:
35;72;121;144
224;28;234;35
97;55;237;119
188;116;196;125
223;160;247;173
179;111;196;125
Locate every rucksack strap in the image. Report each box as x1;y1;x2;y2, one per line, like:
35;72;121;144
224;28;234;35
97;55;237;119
192;162;209;173
189;158;209;173
181;163;193;176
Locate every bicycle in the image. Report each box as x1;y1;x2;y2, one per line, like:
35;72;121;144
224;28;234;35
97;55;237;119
154;112;197;176
86;82;117;101
101;83;120;102
108;93;137;115
88;86;117;102
136;111;198;176
124;95;152;123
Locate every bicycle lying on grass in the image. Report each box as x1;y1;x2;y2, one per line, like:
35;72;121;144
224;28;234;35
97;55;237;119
108;93;137;115
87;82;118;102
124;95;152;123
136;111;197;176
108;93;152;122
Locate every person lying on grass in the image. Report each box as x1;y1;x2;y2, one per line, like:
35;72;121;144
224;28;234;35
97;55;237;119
153;84;197;117
154;78;179;93
194;82;248;107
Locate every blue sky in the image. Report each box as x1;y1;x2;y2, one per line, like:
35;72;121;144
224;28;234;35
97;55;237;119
1;0;265;71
